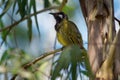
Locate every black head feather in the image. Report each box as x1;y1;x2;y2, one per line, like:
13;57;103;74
50;12;68;31
49;12;68;23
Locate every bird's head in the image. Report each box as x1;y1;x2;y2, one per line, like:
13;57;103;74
49;12;68;23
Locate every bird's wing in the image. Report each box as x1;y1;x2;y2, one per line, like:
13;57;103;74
67;21;83;48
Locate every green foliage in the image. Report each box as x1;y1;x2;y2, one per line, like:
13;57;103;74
62;5;75;16
16;0;28;18
0;48;31;69
0;48;35;79
0;19;9;45
44;0;51;8
29;0;40;38
27;18;32;41
0;48;31;64
0;19;5;39
0;0;13;18
51;45;93;80
0;0;41;45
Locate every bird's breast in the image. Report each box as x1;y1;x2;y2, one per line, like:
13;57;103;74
57;32;69;46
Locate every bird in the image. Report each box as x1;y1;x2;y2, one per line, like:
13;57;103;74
50;12;84;49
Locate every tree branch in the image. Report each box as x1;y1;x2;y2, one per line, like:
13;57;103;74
114;17;120;22
114;17;120;26
79;0;87;19
59;0;68;11
23;48;62;69
11;48;62;80
0;6;59;32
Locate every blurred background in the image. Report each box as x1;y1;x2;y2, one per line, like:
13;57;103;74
0;0;120;80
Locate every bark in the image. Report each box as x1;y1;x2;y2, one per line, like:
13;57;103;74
79;0;119;79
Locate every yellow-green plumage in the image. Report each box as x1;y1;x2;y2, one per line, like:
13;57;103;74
57;19;83;48
50;12;83;49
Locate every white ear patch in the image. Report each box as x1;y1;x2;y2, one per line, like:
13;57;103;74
58;14;63;19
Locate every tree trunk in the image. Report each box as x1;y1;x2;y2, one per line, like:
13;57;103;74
79;0;120;79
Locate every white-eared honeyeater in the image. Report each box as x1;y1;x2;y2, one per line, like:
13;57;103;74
50;12;84;49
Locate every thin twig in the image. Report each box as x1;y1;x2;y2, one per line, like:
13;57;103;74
0;6;59;32
33;68;50;78
114;17;120;26
23;48;62;69
59;0;68;11
114;17;120;22
11;48;62;80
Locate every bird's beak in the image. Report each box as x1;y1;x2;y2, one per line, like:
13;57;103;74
49;12;59;17
49;13;53;14
49;13;55;16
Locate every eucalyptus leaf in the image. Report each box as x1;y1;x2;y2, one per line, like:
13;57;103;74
16;0;27;18
0;50;9;64
0;0;13;18
0;19;8;45
44;0;50;8
27;18;32;41
12;0;17;15
30;0;40;37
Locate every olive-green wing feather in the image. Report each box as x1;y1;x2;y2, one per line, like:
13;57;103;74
67;21;83;48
